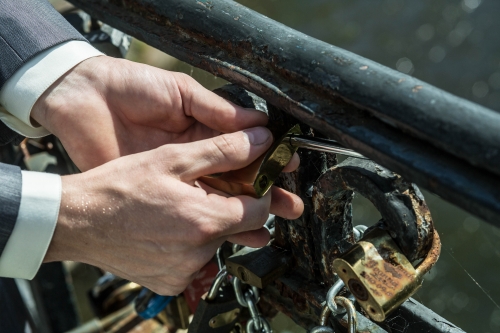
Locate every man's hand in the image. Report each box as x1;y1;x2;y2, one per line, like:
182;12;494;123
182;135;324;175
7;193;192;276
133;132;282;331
44;128;303;295
31;56;271;171
35;56;304;294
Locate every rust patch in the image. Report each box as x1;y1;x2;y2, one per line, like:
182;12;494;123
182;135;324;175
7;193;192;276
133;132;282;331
412;85;423;93
291;293;308;312
196;0;214;10
382;261;402;279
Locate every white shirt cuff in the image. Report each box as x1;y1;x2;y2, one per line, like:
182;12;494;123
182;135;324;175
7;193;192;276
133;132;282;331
0;171;62;280
0;40;103;138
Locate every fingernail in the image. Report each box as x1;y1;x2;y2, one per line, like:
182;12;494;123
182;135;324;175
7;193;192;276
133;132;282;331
244;127;271;145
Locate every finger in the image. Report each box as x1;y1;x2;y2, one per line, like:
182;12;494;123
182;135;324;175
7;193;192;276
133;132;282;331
176;74;269;133
194;180;231;197
227;228;271;248
270;186;304;220
282;152;300;173
169;127;273;181
199;188;272;237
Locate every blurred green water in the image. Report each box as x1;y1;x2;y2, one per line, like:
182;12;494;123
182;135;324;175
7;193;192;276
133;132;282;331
127;1;500;332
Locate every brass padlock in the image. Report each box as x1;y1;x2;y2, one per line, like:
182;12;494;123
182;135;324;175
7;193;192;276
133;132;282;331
332;227;441;322
200;125;302;198
226;245;291;288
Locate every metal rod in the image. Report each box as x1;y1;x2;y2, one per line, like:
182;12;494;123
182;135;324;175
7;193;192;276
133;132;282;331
289;136;367;160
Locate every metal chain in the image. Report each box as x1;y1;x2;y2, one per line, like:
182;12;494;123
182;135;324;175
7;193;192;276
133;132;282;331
310;296;357;333
334;296;357;333
232;276;272;333
207;266;229;301
352;224;368;242
326;224;367;315
326;279;346;315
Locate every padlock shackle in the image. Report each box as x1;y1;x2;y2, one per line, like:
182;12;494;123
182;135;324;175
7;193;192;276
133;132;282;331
314;158;435;261
415;229;441;276
207;267;228;301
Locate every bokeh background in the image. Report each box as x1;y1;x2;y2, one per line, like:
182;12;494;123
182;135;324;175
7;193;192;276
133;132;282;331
53;1;500;332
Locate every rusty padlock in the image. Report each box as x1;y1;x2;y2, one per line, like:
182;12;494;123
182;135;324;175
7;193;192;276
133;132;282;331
313;158;442;323
332;227;440;322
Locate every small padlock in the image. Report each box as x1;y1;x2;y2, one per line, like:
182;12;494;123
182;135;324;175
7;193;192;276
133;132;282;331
226;245;291;289
188;269;242;333
200;125;301;198
332;227;441;322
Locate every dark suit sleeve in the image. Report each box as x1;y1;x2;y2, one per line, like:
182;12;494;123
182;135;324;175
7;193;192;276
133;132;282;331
0;163;22;257
0;0;87;145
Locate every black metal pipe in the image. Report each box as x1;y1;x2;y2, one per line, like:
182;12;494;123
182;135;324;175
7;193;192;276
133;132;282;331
387;298;465;333
67;0;500;225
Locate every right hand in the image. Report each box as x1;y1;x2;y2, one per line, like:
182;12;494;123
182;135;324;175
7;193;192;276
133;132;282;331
43;127;303;295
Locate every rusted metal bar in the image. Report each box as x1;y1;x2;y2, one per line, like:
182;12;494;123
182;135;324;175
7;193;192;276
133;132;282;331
68;0;500;226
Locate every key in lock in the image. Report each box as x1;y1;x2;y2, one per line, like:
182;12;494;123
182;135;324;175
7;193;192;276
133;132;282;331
332;227;441;322
200;124;366;198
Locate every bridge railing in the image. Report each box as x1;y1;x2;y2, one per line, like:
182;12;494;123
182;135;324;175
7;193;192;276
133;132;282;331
68;0;500;227
64;1;496;332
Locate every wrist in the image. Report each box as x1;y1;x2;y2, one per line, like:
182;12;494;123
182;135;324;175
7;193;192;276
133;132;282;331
31;56;110;133
44;174;93;263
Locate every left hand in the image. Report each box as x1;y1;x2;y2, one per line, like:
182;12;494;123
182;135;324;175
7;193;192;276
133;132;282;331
31;55;302;247
31;55;277;171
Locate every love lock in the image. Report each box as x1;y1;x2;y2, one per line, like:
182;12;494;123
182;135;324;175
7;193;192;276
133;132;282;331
314;158;441;323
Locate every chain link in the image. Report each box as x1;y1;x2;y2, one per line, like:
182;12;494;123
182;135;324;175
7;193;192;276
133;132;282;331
232;276;271;333
334;296;357;333
310;283;358;333
247;316;272;333
326;279;345;315
207;266;228;301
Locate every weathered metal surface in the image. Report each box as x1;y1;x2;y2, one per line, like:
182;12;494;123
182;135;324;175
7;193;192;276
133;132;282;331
226;245;291;289
68;0;500;226
260;275;387;333
315;158;434;262
386;298;465;333
212;85;463;333
332;228;441;322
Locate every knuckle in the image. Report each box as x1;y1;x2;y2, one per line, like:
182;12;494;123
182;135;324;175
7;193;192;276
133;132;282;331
149;277;190;296
169;283;189;295
254;208;269;229
175;73;199;99
211;134;240;163
149;284;174;296
176;72;195;86
190;221;218;245
161;146;187;176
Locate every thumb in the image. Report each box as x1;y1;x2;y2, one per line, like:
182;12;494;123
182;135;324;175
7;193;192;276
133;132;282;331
168;126;273;181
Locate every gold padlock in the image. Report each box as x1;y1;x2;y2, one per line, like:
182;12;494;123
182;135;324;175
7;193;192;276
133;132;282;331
200;124;302;198
332;227;441;322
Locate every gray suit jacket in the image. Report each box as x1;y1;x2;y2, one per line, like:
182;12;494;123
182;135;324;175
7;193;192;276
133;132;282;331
0;0;86;256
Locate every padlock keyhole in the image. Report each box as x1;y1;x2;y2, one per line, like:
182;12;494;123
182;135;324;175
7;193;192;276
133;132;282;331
237;267;248;282
348;278;369;301
258;175;268;189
